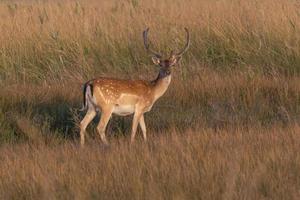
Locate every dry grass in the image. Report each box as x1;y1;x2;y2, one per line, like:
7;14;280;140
1;126;300;200
1;0;300;199
1;68;300;198
1;0;300;83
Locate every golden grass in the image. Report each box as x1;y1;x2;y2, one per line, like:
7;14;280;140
1;0;300;82
1;0;300;199
1;68;300;199
0;126;300;199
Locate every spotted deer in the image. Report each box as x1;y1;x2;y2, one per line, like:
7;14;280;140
79;28;190;145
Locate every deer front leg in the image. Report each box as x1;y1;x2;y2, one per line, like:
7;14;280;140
131;111;143;143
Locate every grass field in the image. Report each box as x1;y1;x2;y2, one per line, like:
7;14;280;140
1;0;300;199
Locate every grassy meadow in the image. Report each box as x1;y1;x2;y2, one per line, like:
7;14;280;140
1;0;300;199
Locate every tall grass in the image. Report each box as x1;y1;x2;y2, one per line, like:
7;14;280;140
1;0;300;83
1;126;300;199
1;0;300;199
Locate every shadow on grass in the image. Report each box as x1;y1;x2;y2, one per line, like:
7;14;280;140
1;89;296;145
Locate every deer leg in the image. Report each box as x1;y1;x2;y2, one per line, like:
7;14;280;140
97;107;113;145
139;114;147;141
131;111;142;143
80;109;96;146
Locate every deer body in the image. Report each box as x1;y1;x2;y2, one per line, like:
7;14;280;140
79;28;189;145
87;75;171;115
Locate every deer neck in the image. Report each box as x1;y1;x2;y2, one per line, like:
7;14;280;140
151;68;172;100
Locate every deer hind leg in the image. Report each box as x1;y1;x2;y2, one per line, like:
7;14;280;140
80;108;96;146
97;107;113;145
139;114;147;141
131;111;143;143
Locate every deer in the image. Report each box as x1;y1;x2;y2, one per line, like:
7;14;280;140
79;28;190;146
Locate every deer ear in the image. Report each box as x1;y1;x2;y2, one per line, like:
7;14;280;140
151;57;161;65
169;55;181;66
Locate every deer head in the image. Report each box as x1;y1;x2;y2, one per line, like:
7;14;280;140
143;28;190;69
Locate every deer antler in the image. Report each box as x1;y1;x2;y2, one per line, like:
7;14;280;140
143;28;162;58
174;28;190;57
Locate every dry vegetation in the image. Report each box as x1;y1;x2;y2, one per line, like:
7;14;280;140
1;0;300;199
1;127;300;199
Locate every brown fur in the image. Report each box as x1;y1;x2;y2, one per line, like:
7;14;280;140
79;28;189;145
79;73;172;145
